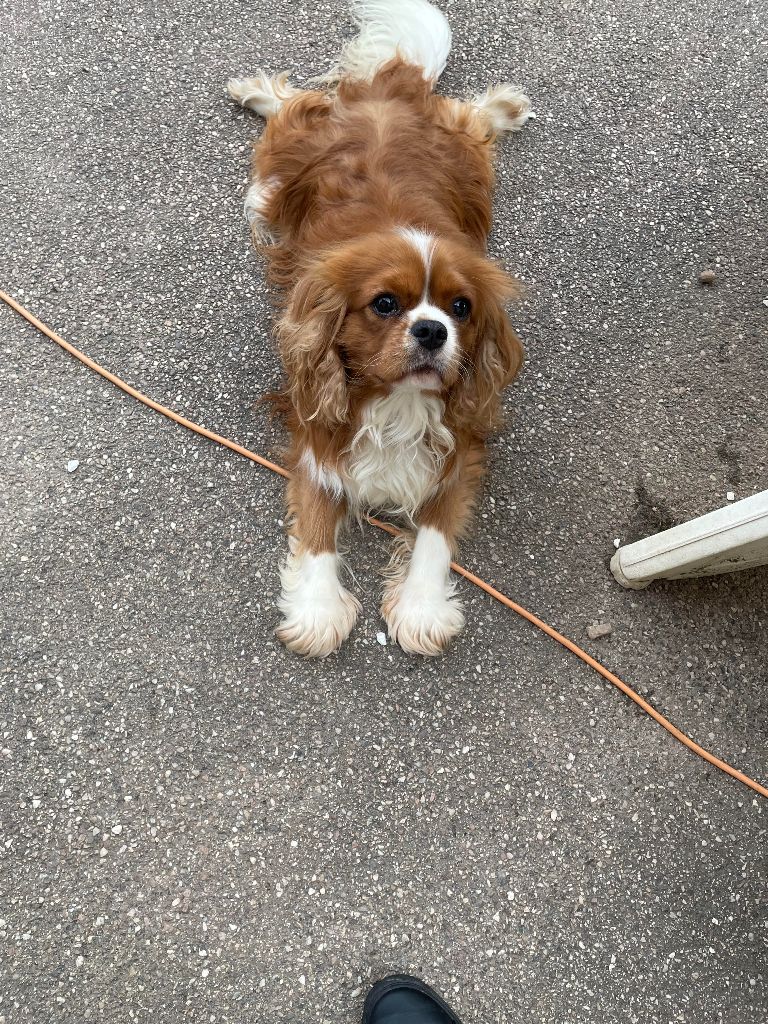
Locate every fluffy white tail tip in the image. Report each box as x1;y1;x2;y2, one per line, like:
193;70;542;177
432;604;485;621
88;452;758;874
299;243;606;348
324;0;453;83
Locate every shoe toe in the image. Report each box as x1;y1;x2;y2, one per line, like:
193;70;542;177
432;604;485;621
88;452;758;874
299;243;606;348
368;988;454;1024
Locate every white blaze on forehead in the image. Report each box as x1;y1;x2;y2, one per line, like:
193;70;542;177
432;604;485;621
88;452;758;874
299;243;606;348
397;227;436;292
396;227;457;361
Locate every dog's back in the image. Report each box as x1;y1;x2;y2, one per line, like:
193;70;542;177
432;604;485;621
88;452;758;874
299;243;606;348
254;61;497;283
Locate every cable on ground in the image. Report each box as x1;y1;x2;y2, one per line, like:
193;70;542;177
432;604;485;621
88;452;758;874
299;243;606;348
2;288;764;800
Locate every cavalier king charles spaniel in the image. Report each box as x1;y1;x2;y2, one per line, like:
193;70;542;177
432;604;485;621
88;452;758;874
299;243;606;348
228;0;532;658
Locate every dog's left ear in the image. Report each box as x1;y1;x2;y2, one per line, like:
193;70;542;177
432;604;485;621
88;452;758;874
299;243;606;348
453;266;524;431
277;267;349;427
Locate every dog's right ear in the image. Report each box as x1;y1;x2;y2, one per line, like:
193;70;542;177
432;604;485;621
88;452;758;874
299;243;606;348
276;267;349;427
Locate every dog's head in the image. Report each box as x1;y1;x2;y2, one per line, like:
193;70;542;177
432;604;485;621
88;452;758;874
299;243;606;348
277;228;523;431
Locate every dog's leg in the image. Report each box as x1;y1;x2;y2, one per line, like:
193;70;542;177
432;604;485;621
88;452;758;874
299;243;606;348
243;175;279;245
382;445;486;656
381;527;464;657
227;70;298;118
472;83;535;134
277;466;359;658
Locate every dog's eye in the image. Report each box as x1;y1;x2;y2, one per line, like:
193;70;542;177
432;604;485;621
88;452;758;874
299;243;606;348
452;297;471;320
371;293;401;317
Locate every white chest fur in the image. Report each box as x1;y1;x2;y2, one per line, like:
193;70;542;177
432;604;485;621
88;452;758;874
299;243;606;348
343;387;454;519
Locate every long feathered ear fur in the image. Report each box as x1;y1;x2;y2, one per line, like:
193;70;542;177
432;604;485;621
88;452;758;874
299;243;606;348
276;269;348;427
451;266;524;433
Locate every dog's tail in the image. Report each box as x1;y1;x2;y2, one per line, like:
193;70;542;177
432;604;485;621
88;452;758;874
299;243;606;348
322;0;452;84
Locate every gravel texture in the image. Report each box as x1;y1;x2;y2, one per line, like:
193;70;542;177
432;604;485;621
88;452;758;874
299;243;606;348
1;1;766;1022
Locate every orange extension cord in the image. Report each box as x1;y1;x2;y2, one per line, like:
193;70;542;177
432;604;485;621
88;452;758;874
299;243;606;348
2;287;765;800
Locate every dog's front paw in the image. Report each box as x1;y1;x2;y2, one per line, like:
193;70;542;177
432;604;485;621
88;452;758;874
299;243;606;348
381;577;465;656
277;550;360;657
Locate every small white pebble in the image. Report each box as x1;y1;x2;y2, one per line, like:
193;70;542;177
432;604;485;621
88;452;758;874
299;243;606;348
613;537;621;548
376;632;387;646
550;809;558;821
587;622;613;640
66;459;80;473
726;491;735;502
111;824;123;835
299;975;306;987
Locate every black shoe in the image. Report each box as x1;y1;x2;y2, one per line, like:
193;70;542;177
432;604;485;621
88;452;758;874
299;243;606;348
362;974;464;1024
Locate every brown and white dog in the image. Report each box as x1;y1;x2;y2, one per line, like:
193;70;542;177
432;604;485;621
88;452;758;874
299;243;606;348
228;0;532;658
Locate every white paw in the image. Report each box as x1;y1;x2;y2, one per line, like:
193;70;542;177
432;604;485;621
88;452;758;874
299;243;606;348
276;549;360;658
244;176;279;244
473;84;535;133
381;526;464;656
226;71;297;118
382;578;465;656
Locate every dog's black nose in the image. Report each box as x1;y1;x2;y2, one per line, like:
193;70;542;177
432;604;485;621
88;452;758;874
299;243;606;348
410;319;448;350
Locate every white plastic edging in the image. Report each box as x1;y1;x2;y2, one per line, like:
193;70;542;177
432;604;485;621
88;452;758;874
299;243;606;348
610;489;768;590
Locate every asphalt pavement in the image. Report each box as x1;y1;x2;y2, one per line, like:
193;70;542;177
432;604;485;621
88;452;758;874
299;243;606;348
1;1;766;1021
